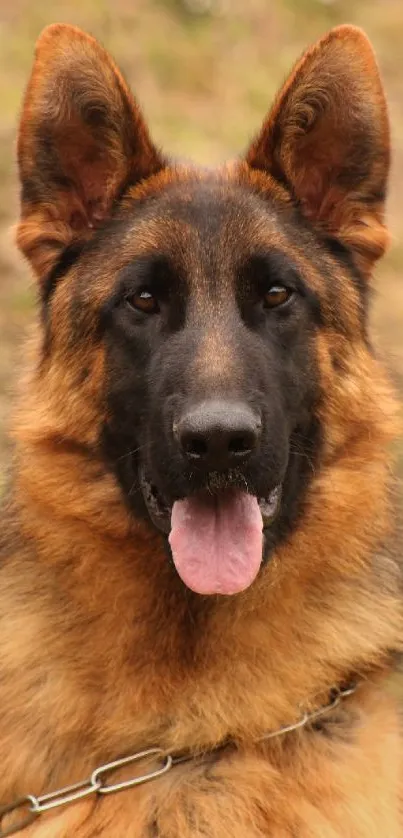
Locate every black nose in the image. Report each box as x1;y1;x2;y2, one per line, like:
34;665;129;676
175;400;261;471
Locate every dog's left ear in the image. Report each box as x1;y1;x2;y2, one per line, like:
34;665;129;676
246;25;390;274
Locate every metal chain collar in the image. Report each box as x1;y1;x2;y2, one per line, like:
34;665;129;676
0;682;357;837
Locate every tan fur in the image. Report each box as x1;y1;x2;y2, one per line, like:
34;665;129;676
0;22;402;838
17;24;163;278
246;26;390;276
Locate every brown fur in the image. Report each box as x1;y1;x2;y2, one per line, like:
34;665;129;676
0;22;402;837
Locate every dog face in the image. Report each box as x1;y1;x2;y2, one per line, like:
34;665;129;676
16;24;390;594
100;181;322;548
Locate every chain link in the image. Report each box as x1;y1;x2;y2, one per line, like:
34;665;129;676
258;681;357;742
0;682;357;837
92;749;173;796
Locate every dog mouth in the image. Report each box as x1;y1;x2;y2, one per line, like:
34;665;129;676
139;468;282;596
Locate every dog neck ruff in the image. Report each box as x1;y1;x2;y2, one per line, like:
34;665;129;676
0;681;357;837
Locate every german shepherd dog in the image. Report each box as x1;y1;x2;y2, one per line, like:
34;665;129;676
0;22;401;838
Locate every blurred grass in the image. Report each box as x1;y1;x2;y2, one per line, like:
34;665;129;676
0;0;402;485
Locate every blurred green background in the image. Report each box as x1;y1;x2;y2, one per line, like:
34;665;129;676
0;0;402;486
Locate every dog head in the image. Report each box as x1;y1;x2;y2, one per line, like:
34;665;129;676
16;24;390;594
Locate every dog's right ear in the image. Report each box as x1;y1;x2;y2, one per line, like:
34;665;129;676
17;24;164;280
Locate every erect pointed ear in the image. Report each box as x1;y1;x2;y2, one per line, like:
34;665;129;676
246;25;390;275
17;24;164;279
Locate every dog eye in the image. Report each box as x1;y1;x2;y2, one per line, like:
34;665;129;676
264;286;293;309
126;289;159;314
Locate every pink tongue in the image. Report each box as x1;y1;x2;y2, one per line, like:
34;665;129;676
169;490;263;595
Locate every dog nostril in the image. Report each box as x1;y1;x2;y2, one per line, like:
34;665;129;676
228;434;253;455
184;436;207;458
